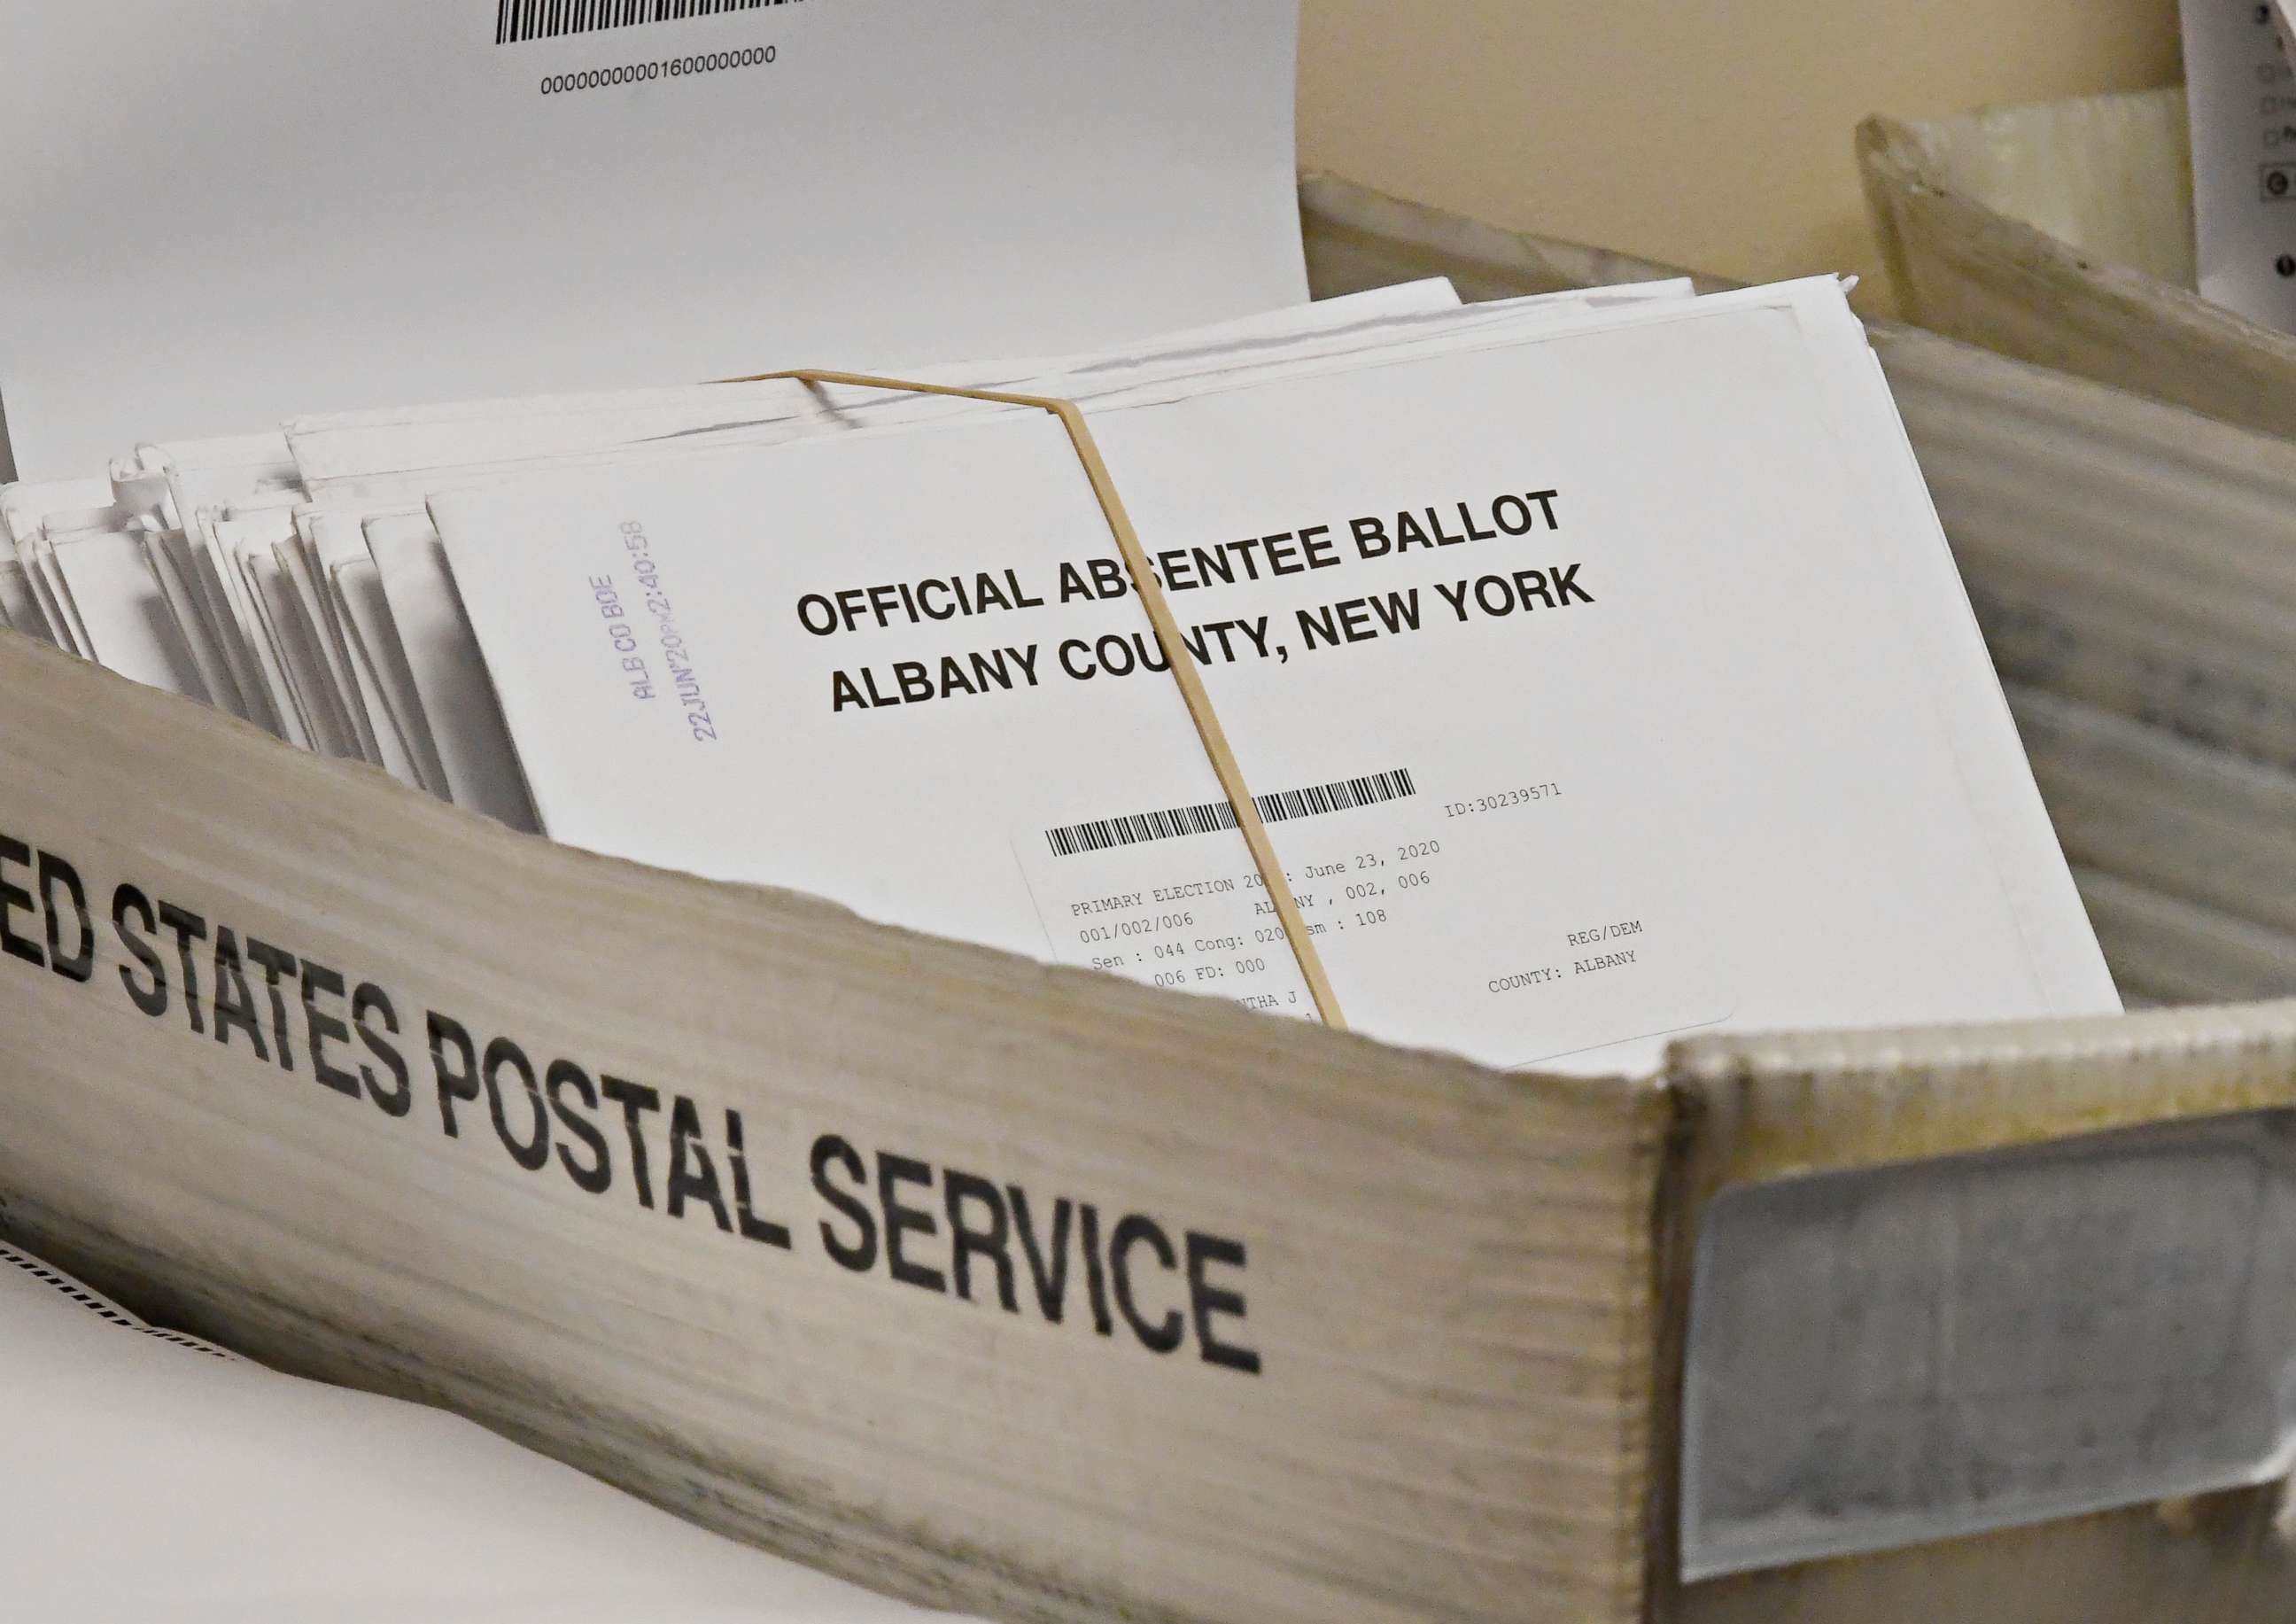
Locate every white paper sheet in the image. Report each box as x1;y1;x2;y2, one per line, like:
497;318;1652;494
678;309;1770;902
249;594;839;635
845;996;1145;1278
48;530;209;701
0;0;1305;478
0;1241;953;1622
0;559;39;639
368;511;543;830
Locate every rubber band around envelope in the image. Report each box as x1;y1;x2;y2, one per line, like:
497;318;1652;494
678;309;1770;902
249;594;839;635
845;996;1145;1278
720;368;1346;1030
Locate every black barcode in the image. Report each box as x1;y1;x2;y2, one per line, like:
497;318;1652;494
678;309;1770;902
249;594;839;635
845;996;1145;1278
1044;769;1418;858
497;0;794;45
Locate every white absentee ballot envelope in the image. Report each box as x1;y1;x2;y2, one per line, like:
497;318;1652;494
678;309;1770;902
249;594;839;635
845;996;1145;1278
433;278;2118;1077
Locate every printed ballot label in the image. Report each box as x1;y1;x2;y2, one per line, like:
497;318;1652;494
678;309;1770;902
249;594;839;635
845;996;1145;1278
1012;757;1733;1066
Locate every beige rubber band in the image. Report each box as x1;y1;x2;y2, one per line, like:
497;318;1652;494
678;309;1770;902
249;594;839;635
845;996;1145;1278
726;368;1346;1030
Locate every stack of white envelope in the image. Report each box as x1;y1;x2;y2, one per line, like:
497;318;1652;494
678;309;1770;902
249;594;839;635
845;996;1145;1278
2;281;1482;821
0;273;2124;1077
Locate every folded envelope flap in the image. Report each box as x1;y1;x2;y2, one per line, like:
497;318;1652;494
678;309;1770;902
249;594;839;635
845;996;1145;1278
0;625;1679;1624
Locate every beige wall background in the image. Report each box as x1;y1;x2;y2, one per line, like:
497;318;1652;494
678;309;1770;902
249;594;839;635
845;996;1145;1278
1297;0;2183;309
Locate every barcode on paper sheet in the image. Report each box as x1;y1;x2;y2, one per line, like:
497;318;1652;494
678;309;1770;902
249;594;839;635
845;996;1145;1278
1043;769;1419;858
496;0;796;47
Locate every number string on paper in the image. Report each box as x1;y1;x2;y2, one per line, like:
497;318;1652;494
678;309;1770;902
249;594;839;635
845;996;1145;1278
719;368;1347;1030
